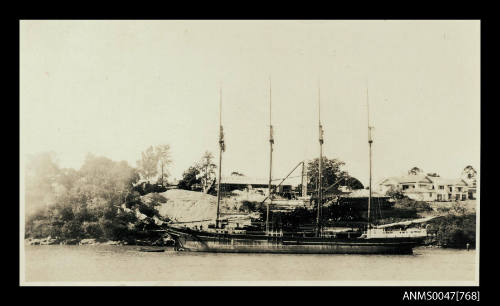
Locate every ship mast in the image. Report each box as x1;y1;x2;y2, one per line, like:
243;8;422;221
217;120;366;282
366;85;373;230
316;82;324;237
266;77;273;235
216;85;225;229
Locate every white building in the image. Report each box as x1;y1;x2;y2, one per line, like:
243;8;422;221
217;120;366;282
377;174;473;201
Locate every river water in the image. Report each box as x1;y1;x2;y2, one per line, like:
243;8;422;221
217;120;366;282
22;245;477;285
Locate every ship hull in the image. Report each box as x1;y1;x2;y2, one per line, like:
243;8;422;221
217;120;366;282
165;227;421;255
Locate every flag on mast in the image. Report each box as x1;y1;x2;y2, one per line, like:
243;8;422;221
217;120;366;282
319;124;324;144
269;77;274;146
318;81;324;145
270;125;274;145
219;126;225;152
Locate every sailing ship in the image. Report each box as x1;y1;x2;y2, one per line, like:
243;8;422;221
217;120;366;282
164;83;427;254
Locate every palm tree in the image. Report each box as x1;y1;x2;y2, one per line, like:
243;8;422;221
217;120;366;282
461;165;477;187
408;167;423;175
462;165;477;179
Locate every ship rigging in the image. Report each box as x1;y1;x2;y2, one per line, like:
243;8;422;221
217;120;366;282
163;81;426;254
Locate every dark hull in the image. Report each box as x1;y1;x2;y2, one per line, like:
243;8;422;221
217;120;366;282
165;227;422;255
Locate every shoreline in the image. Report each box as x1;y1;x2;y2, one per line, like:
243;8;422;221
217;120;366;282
24;237;174;247
24;238;474;250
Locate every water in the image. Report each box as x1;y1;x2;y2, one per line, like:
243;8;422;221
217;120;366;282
23;245;476;284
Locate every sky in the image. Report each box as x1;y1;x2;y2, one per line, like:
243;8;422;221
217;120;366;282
20;20;480;186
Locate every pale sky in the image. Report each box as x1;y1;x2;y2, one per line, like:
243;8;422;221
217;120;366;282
20;20;480;186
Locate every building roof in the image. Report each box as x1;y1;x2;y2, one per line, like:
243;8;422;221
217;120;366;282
428;177;468;186
380;174;433;185
380;175;469;187
343;189;388;198
218;176;291;186
462;178;476;187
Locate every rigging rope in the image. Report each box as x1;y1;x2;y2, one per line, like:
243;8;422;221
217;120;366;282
375;196;383;221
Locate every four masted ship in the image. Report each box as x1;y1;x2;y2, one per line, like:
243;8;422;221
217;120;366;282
164;83;427;254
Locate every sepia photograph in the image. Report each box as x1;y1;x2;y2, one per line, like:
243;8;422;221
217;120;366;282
20;20;480;286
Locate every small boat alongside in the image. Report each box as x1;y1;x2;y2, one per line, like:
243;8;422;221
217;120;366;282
139;248;165;253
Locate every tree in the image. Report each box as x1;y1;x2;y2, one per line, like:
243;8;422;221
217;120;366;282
461;165;477;184
178;166;201;190
155;145;172;186
25;152;61;215
428;214;476;248
137;145;172;185
408;167;423;175
343;176;364;190
56;168;80;192
461;165;477;189
136;146;159;182
25;154;141;241
385;185;406;199
197;151;217;193
452;201;467;215
78;154;140;208
306;157;362;194
24;153;171;242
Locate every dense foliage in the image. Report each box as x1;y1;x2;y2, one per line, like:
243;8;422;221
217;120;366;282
385;186;406;199
239;200;262;212
306;157;364;193
177;166;201;190
427;214;476;248
393;197;433;213
25;153;168;242
247;195;438;230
